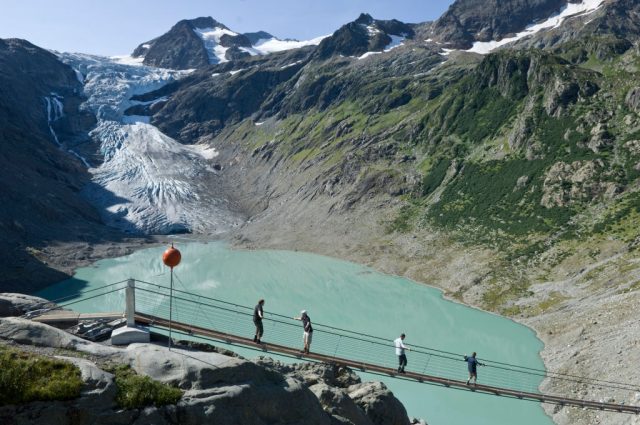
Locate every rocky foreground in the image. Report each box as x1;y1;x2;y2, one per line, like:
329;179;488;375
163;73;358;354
0;294;424;425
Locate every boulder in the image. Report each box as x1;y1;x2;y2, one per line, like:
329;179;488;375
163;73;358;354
348;381;410;425
56;356;117;406
259;360;415;425
0;293;53;317
0;317;118;356
626;87;640;113
310;383;373;425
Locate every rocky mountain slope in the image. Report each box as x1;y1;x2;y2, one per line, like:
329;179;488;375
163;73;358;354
0;39;139;292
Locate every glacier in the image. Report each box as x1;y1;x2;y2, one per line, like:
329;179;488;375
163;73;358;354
57;52;245;235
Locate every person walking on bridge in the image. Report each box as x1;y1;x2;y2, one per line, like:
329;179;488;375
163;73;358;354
394;333;410;374
464;352;485;385
294;310;313;354
253;299;265;344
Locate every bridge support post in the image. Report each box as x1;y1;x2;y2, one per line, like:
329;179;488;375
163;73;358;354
111;278;150;345
126;278;135;327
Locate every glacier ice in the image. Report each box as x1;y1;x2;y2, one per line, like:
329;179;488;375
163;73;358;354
57;52;245;235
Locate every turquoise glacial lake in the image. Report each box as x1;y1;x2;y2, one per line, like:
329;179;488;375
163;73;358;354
39;241;553;425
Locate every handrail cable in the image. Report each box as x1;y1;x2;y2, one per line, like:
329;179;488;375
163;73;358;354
133;284;640;393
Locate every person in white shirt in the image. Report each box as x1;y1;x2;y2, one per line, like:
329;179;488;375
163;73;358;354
394;333;410;373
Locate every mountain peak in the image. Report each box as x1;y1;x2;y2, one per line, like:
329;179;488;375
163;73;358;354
316;14;414;59
186;16;228;30
130;17;326;70
355;13;374;25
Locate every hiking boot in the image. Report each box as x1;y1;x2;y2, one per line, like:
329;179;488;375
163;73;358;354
253;336;257;342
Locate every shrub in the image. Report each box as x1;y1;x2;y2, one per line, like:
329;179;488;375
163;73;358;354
110;365;182;409
0;345;82;405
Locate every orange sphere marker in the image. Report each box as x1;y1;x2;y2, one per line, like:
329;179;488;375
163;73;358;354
162;244;181;269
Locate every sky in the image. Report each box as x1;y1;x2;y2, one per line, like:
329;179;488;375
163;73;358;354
0;0;454;56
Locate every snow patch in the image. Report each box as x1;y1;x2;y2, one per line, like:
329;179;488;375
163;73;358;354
250;34;329;54
384;35;406;52
358;51;382;60
468;0;605;54
366;25;382;36
280;60;304;69
194;26;238;64
357;34;406;59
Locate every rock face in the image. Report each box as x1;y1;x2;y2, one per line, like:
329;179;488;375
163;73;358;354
315;13;414;59
133;18;212;69
0;316;420;425
0;38;120;293
540;160;619;208
626;87;640;112
257;360;411;425
429;0;568;48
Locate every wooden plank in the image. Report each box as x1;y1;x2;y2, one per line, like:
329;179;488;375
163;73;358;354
135;313;640;415
33;312;123;324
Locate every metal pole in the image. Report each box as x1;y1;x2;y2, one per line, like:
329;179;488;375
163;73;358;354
126;279;135;327
169;268;173;349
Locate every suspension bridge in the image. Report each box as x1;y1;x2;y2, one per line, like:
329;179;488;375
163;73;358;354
28;278;640;414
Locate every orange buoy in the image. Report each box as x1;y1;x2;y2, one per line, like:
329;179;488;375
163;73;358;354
162;244;181;269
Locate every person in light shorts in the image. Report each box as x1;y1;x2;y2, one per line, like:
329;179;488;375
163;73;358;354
294;310;313;354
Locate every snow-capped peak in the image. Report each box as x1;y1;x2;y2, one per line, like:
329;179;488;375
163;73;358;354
467;0;605;54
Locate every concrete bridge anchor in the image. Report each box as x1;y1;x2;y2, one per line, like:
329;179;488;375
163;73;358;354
111;279;150;345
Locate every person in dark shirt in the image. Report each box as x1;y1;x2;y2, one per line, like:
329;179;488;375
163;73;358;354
253;299;265;344
294;310;313;354
464;352;485;385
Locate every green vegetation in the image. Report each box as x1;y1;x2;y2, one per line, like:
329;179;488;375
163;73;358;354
0;345;82;405
482;278;532;314
429;158;572;236
592;191;640;242
421;158;451;196
108;365;182;409
388;201;422;233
